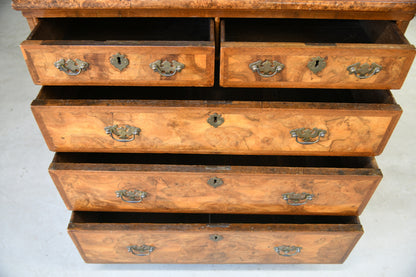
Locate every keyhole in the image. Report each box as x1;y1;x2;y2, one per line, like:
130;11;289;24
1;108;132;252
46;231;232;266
117;57;122;65
213;235;219;240
213;116;218;123
314;60;320;68
213;179;217;184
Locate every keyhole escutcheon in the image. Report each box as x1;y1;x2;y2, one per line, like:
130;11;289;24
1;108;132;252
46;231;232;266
307;56;327;74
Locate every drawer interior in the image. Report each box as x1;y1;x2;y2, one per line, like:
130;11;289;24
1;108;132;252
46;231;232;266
28;18;213;42
71;211;360;225
222;19;408;44
36;86;397;104
53;153;377;169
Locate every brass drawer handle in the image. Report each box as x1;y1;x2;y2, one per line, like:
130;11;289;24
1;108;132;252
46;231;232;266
54;58;89;76
290;128;326;145
105;125;141;142
150;60;185;77
116;189;148;203
347;62;382;79
207;113;224;128
275;245;302;257
249;60;285;77
127;245;155;256
282;192;314;206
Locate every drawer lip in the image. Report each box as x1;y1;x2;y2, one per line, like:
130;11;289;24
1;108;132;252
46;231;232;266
67;212;363;264
68;212;363;231
50;153;382;176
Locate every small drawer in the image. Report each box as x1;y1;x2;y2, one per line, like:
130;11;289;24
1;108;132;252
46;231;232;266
50;153;381;215
68;212;363;264
32;86;401;156
21;18;215;86
220;19;415;89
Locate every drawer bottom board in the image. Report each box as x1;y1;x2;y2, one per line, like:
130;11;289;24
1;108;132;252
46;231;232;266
68;212;363;264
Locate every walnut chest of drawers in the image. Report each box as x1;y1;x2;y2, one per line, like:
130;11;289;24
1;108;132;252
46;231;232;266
13;0;416;264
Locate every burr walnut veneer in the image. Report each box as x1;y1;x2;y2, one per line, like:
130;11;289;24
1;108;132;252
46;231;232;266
13;0;416;264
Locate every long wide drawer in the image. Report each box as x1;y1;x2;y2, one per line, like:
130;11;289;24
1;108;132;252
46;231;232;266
50;153;381;215
68;212;363;264
220;19;415;89
21;18;215;86
32;86;401;156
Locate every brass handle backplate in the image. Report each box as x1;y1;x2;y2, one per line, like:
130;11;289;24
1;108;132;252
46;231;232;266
116;189;148;203
249;60;284;77
105;125;141;142
290;128;326;145
54;58;89;76
150;60;185;77
275;245;302;257
347;62;382;79
282;192;314;206
127;245;155;256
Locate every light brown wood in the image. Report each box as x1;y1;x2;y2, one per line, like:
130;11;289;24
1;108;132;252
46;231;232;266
220;20;416;89
31;87;402;156
12;0;416;13
68;212;363;264
49;153;382;215
21;18;215;86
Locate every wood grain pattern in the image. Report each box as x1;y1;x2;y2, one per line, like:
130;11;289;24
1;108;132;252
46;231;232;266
68;212;363;264
220;43;415;89
31;88;402;156
49;154;382;215
21;38;214;86
12;0;416;13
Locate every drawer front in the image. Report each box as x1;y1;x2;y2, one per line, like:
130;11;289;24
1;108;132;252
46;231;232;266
21;43;215;86
32;88;401;156
68;212;363;264
220;19;415;89
220;44;415;89
50;154;381;215
21;18;215;86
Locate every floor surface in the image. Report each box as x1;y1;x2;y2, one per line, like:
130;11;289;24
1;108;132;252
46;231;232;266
1;1;416;276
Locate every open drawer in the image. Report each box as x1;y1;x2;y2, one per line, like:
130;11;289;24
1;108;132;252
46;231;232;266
68;212;363;264
50;153;382;215
32;86;401;156
220;19;415;89
21;18;215;86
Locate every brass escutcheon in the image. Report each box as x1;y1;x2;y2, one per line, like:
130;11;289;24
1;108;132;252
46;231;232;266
207;177;224;188
207;113;224;128
209;234;224;242
110;53;129;71
307;56;327;74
